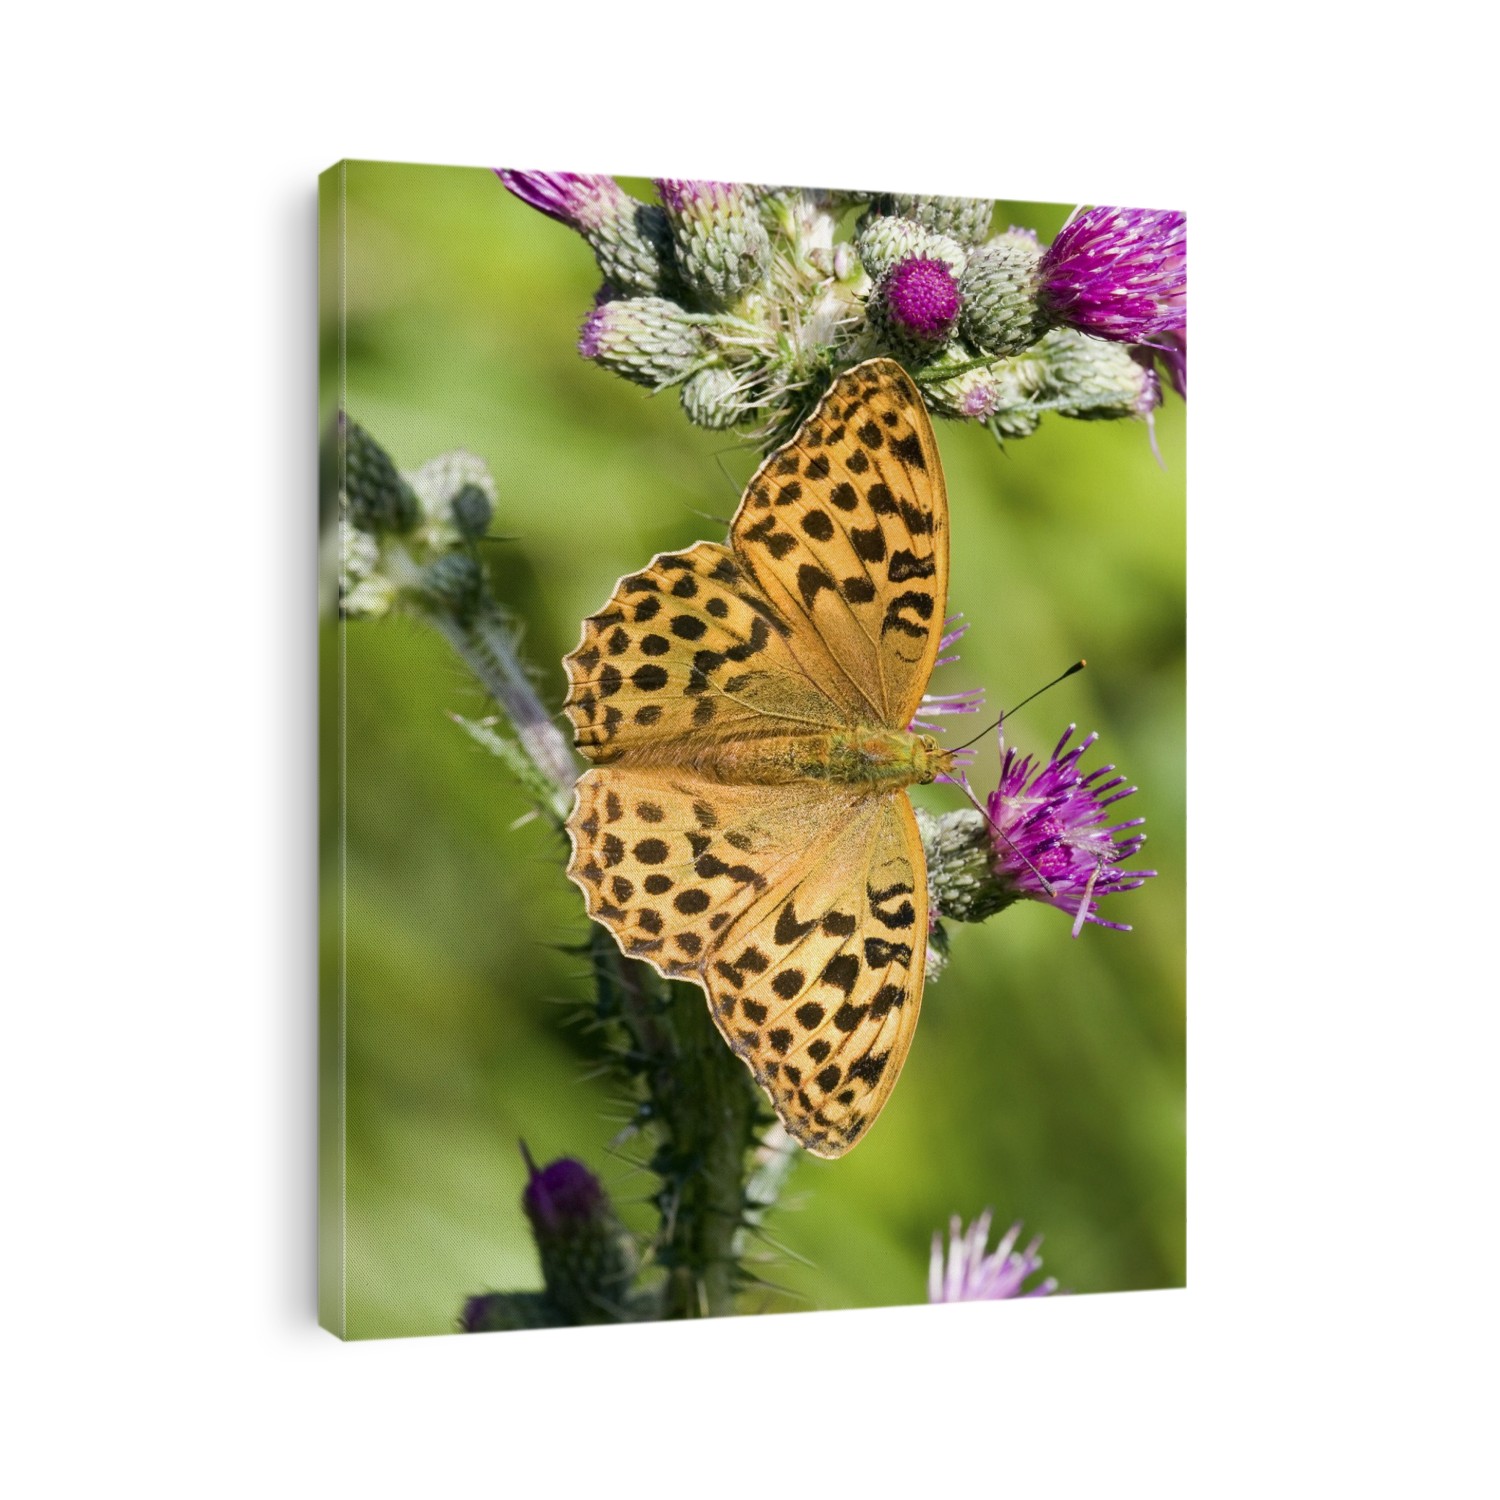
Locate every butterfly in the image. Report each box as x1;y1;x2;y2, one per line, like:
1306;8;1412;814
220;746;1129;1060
562;359;956;1157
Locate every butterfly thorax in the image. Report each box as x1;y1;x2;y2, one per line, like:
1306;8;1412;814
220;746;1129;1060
611;727;951;789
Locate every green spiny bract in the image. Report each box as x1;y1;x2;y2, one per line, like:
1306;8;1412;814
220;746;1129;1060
959;232;1048;357
656;179;773;309
578;296;711;388
855;215;968;283
344;420;420;534
867;192;995;246
1036;328;1161;420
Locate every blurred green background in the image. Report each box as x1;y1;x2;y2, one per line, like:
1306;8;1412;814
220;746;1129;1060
319;161;1185;1340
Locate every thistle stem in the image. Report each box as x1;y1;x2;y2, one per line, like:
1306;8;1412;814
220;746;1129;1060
425;604;576;823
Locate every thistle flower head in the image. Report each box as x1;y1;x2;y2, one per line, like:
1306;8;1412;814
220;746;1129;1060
910;616;984;742
986;725;1154;933
654;179;771;307
577;296;708;388
1039;206;1186;343
878;257;961;347
497;169;673;296
929;1211;1058;1302
856;215;967;283
1142;328;1187;399
654;178;738;217
518;1147;637;1323
521;1151;607;1234
495;170;627;233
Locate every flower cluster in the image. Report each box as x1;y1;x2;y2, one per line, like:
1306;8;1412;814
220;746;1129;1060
498;172;1185;447
929;1211;1058;1302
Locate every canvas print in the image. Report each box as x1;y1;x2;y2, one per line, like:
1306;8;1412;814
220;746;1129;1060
318;162;1185;1338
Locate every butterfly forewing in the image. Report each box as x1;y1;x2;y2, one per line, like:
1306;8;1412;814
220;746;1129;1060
730;360;949;731
563;541;849;761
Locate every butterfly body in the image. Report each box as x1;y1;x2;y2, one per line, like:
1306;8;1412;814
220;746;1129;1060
603;725;949;789
562;360;953;1157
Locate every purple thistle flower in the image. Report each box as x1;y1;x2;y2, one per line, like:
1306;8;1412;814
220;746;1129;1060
986;725;1154;935
929;1211;1058;1302
1039;207;1186;343
880;256;962;345
521;1148;606;1234
495;169;626;232
577;305;607;361
654;178;739;216
910;617;983;759
1143;328;1187;399
458;1292;503;1332
496;170;673;297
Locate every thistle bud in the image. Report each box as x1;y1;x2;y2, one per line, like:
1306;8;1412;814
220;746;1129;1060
577;296;708;388
421;553;484;623
339;527;396;620
959;231;1047;357
459;1291;566;1333
868;256;962;359
522;1151;636;1324
496;170;676;296
855;215;967;284
920;344;1043;424
680;363;747;430
344;420;420;534
1037;328;1161;420
449;482;493;541
655;179;772;308
868;193;994;246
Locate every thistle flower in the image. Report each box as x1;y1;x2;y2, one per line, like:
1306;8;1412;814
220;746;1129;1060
496;169;674;296
578;296;709;388
921;724;1152;930
521;1148;637;1324
929;1211;1058;1302
1140;328;1187;399
654;178;772;308
1038;206;1186;343
911;617;984;736
870;256;962;356
986;725;1154;933
855;215;967;283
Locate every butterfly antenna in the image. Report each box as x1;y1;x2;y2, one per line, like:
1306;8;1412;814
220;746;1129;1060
951;660;1087;752
950;770;1058;899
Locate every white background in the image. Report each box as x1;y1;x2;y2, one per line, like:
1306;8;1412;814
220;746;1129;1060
4;3;1494;1494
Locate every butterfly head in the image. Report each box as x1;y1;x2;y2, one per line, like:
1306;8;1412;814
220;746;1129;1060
913;733;963;786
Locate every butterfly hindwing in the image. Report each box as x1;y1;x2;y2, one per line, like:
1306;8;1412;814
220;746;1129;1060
566;767;927;1157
